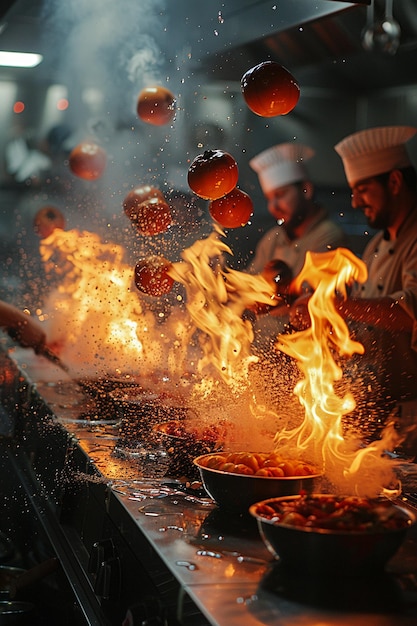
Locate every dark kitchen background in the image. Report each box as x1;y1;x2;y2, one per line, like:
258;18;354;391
1;0;417;309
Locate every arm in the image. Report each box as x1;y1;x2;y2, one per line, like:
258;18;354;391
0;301;47;351
336;295;414;333
288;293;414;333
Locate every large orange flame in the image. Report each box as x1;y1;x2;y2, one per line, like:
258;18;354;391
38;228;403;490
38;225;283;450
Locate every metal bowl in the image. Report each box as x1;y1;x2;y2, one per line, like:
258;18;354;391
249;494;415;576
0;567;25;600
0;601;35;624
193;453;322;513
113;388;192;447
153;420;223;479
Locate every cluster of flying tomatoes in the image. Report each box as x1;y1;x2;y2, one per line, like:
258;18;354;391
33;61;300;297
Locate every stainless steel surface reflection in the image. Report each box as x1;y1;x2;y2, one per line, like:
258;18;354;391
5;346;417;626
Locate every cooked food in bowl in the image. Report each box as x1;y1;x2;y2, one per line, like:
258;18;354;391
196;451;318;477
194;452;321;512
154;420;223;445
253;493;412;531
249;494;415;576
152;420;224;478
113;388;192;447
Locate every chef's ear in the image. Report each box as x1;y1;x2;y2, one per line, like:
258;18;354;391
388;169;403;195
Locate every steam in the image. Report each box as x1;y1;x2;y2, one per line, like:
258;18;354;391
127;36;165;85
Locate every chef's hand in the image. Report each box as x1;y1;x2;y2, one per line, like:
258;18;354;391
288;293;311;330
7;318;47;352
246;258;294;317
1;302;47;353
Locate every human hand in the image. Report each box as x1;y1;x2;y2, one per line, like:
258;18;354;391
7;315;47;353
288;293;311;330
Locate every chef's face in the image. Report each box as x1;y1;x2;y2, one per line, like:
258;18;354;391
350;174;391;230
265;182;309;232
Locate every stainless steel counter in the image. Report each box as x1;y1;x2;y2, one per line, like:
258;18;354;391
2;341;417;625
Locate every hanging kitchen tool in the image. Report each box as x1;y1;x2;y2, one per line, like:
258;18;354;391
362;0;401;55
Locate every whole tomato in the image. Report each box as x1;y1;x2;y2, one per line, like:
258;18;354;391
187;149;239;200
241;61;300;117
69;142;107;180
209;187;253;228
134;256;175;297
128;197;172;236
137;86;176;126
123;185;165;221
33;206;66;238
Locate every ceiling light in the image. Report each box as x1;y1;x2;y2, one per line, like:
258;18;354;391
0;51;43;68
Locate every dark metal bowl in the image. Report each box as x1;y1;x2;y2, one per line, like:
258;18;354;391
153;421;223;479
112;388;192;447
193;454;322;513
0;567;25;600
249;494;415;576
0;601;35;624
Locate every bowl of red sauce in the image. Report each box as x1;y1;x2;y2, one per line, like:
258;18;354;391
250;493;415;576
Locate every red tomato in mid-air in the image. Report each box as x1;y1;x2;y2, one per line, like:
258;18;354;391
128;197;172;236
137;86;176;126
209;188;253;228
69;142;107;180
187;149;239;200
33;206;66;238
241;61;300;117
134;256;174;297
123;185;165;221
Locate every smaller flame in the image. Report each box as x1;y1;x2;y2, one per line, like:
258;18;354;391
169;226;278;392
274;248;402;495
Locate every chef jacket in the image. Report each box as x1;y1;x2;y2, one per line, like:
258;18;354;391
247;206;346;348
247;206;346;276
350;208;417;403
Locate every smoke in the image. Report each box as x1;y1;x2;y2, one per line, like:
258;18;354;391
41;0;170;124
127;35;165;85
32;0;200;259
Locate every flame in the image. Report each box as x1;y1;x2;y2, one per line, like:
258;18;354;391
39;228;195;377
38;225;284;450
39;226;277;390
169;225;278;392
274;248;402;495
38;228;404;488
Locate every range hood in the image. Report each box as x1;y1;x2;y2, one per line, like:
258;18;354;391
193;0;417;92
0;1;367;85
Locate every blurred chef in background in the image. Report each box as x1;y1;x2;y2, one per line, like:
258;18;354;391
331;125;417;452
246;142;346;349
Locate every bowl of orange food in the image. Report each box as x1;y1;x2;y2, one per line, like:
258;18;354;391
249;493;415;576
193;451;321;513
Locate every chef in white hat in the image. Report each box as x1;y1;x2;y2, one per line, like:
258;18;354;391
246;142;346;350
333;125;417;450
248;142;346;277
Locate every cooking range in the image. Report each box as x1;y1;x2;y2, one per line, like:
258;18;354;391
1;339;417;625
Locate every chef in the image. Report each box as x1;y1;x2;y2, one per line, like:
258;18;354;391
246;141;346;349
334;126;417;451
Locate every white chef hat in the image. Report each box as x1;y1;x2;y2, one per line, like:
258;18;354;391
249;142;315;194
335;126;417;186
